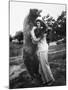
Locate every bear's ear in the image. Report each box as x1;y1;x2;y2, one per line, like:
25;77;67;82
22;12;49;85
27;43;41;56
30;9;32;13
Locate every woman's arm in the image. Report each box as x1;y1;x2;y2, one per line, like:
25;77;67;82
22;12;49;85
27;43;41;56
31;27;40;42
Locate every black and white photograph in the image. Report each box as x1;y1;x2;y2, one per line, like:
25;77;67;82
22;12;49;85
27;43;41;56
9;1;66;89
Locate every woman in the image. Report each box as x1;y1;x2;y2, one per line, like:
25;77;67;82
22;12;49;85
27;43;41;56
31;17;55;85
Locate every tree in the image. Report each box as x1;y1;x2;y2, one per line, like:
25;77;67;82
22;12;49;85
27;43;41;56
57;11;66;37
9;35;13;42
14;31;23;43
53;11;66;40
42;14;55;42
42;11;66;43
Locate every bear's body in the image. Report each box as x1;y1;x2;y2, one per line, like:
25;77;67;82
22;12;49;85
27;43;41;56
23;9;41;77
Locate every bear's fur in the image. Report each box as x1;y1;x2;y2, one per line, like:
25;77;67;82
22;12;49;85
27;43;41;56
23;9;42;77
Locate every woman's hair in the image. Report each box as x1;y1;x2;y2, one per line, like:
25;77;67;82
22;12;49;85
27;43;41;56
34;19;47;40
35;20;47;31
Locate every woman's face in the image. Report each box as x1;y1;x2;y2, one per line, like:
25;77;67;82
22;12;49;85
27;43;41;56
36;21;41;28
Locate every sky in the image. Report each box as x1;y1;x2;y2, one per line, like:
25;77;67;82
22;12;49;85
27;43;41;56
10;1;66;36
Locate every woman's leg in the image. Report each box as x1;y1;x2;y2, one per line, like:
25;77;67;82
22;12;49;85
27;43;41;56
38;51;55;83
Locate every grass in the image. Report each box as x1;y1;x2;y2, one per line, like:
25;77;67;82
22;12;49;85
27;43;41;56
10;42;23;57
9;42;66;88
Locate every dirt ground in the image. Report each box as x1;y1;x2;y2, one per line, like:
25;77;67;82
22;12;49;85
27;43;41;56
9;43;66;89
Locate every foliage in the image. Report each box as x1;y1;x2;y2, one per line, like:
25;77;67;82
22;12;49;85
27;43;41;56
42;11;66;43
55;11;66;37
10;35;13;42
14;31;23;43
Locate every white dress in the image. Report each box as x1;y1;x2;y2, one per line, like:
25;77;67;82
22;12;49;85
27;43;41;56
31;27;55;83
37;35;55;83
